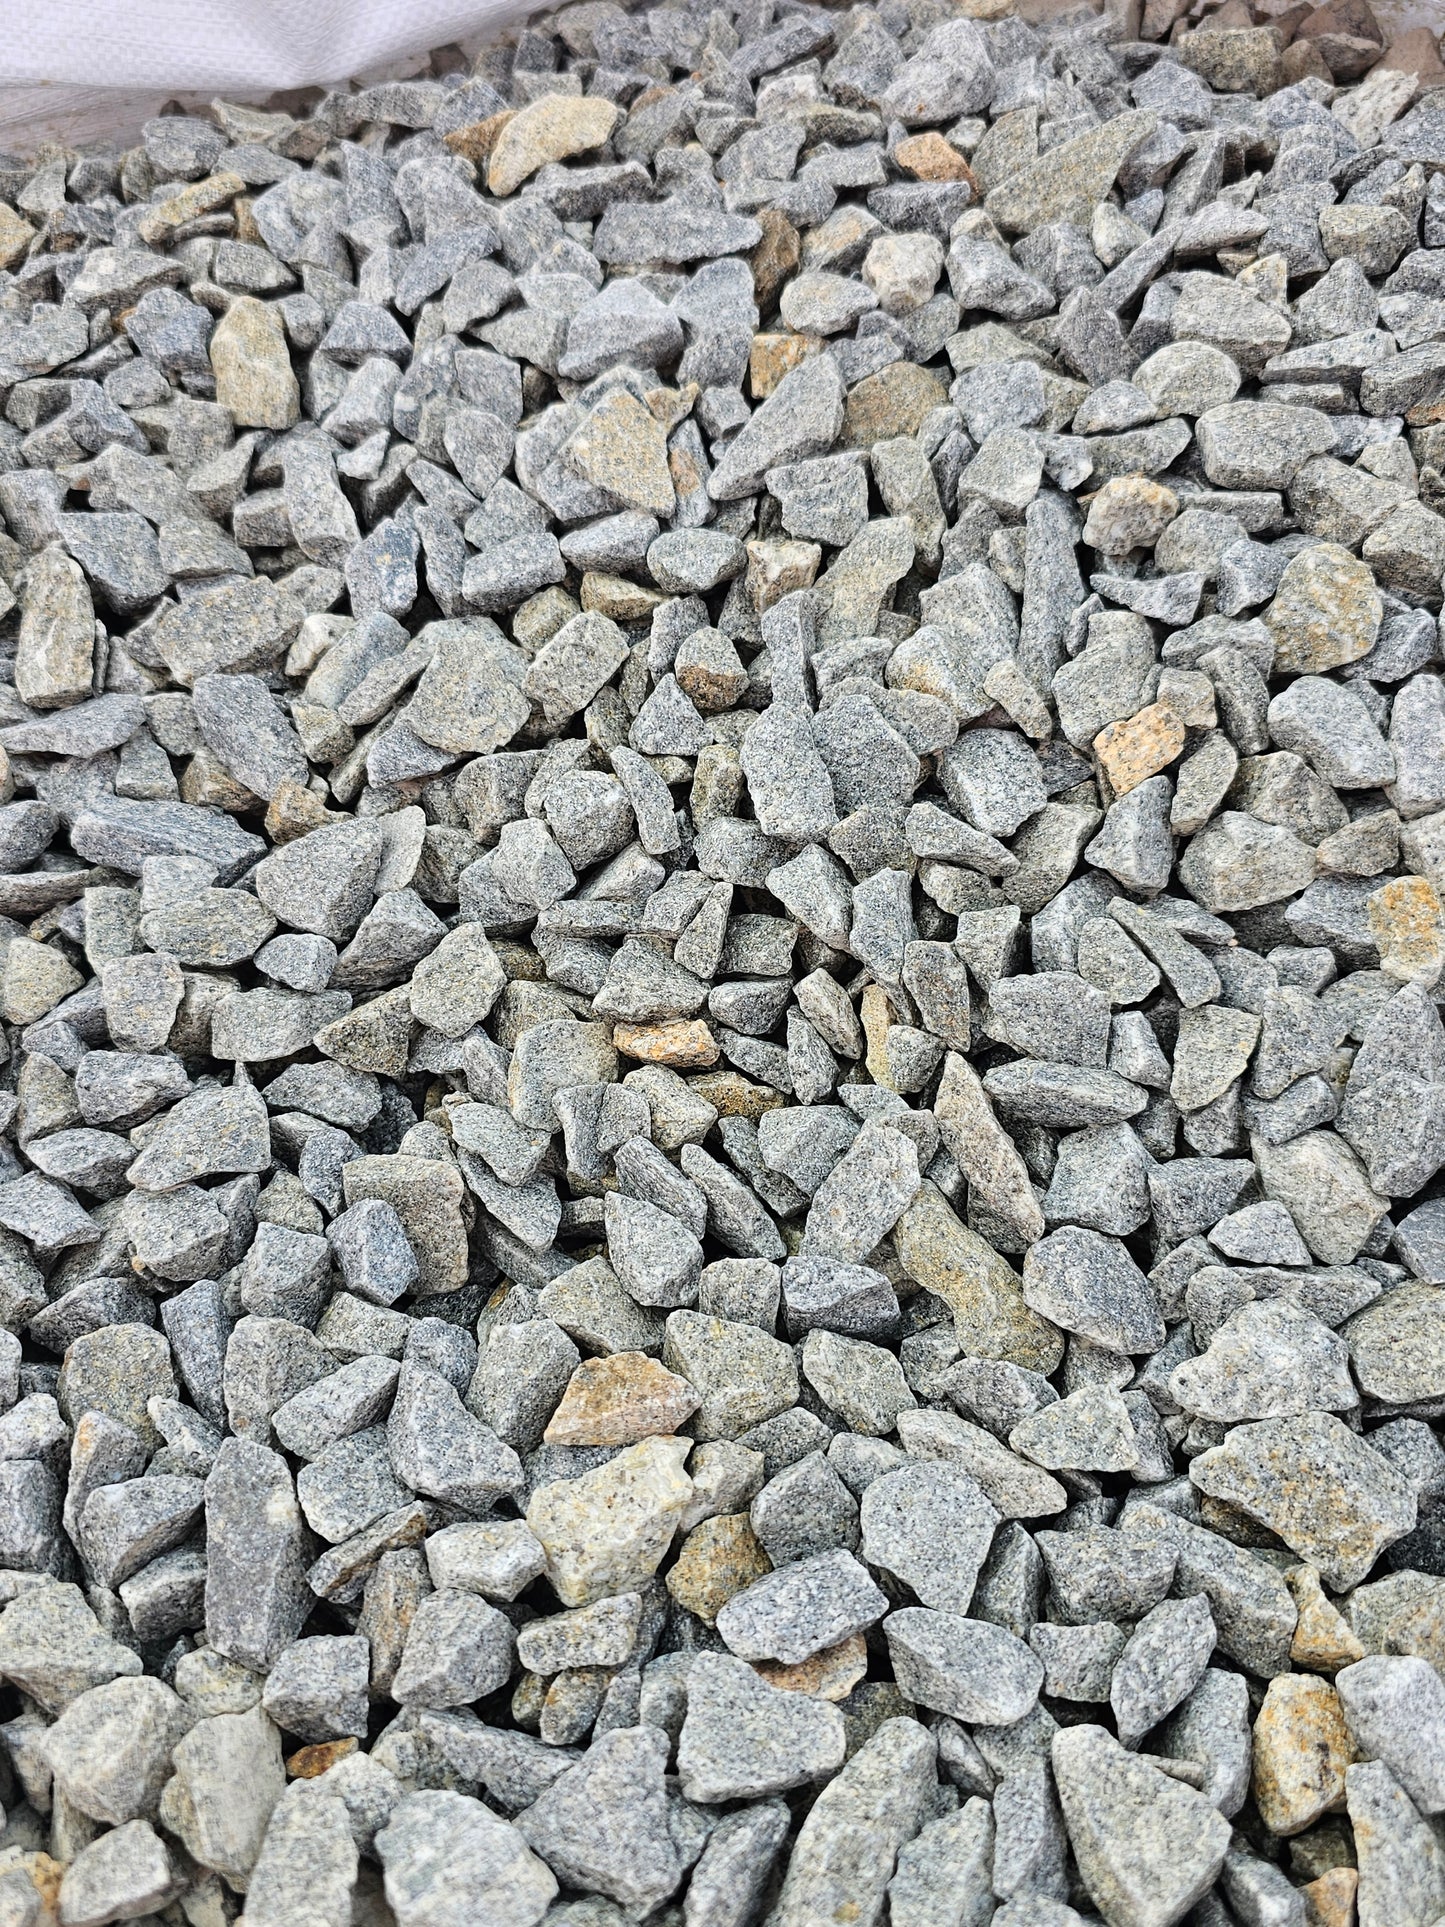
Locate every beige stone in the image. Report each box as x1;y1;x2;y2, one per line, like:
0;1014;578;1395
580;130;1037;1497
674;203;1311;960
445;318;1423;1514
686;1070;785;1119
565;389;675;515
1095;702;1188;796
894;132;974;182
933;1052;1046;1249
1081;476;1179;554
843;361;948;448
985;109;1158;234
1267;542;1383;674
443;110;514;165
487;95;621;196
0;201;36;270
746;538;821;612
666;1513;771;1624
1367;873;1445;987
1301;1866;1358;1927
750;332;823;399
750;208;801;311
1286;1565;1366;1673
210;297;299;431
1252;1673;1353;1835
2;937;84;1025
528;1435;693;1607
579;572;667;620
754;1632;869;1700
613;1019;720;1068
136;171;245;244
544;1353;701;1446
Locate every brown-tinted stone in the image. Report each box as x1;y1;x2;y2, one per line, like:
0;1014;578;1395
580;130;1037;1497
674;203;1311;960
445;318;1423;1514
1267;543;1383;674
442;110;514;164
544;1353;701;1447
843;362;949;449
895;132;976;183
1367;875;1445;987
286;1737;358;1778
752;208;802;311
1253;1673;1353;1835
750;333;823;400
666;1512;772;1625
754;1632;869;1701
1287;1566;1366;1674
614;1020;720;1068
1095;703;1188;796
894;1182;1062;1373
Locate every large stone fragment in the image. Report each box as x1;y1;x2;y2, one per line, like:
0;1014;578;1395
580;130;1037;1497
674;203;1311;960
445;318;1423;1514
1190;1413;1417;1589
525;1435;693;1606
1053;1723;1231;1927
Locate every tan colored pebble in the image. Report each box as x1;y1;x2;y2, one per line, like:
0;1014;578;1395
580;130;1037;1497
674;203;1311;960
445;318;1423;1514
685;1071;786;1118
1286;1567;1366;1673
750;332;823;399
1366;874;1445;988
1267;542;1383;675
1302;1865;1357;1927
665;1512;772;1624
286;1737;358;1778
209;295;300;431
613;1020;720;1068
753;1632;869;1701
895;132;975;183
487;94;620;197
136;170;245;243
1252;1673;1353;1836
746;538;821;612
1094;702;1188;796
567;389;675;516
1082;475;1179;554
544;1353;701;1447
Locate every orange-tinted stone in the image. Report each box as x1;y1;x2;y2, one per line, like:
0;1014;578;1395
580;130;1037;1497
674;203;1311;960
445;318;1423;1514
614;1019;720;1067
544;1352;701;1446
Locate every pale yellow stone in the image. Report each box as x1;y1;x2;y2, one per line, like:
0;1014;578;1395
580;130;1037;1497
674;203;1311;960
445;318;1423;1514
210;296;300;431
666;1512;771;1624
579;572;667;620
746;538;821;612
985;110;1158;235
750;332;823;399
1367;873;1445;987
443;110;514;165
1286;1565;1366;1673
895;132;975;182
1081;475;1179;554
286;1737;358;1778
136;171;245;244
487;94;621;197
1302;1867;1357;1927
1267;542;1382;674
894;1179;1062;1373
0;202;36;270
544;1353;701;1446
528;1435;693;1607
1094;702;1188;796
754;1632;869;1700
1252;1673;1353;1836
613;1019;720;1068
685;1071;785;1119
566;390;675;516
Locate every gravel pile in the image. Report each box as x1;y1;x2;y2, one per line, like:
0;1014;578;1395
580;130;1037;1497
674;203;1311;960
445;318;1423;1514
3;0;1445;1921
